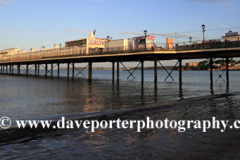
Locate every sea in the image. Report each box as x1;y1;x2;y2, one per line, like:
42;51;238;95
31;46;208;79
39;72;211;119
1;69;240;159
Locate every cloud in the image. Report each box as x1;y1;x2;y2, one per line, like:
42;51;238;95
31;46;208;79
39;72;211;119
86;0;106;1
181;0;234;6
64;29;88;33
0;0;13;5
186;0;233;2
221;25;231;28
118;31;201;39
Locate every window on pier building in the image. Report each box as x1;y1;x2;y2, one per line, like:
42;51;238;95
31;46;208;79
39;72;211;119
65;39;87;47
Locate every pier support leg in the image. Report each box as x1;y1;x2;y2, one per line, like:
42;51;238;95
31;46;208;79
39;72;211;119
141;60;144;86
11;65;13;74
179;59;183;99
57;63;60;78
6;65;8;74
112;61;115;81
9;65;12;74
141;60;144;95
45;64;48;78
154;58;157;83
72;63;75;79
51;63;53;78
210;58;213;95
117;62;120;82
35;64;37;77
226;57;229;92
67;63;69;79
17;65;20;75
179;59;182;84
88;62;92;80
38;64;40;77
26;64;28;76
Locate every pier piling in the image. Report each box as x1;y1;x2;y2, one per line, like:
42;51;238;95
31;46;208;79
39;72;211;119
210;58;214;95
35;64;37;76
26;64;29;76
67;63;70;79
88;62;92;80
51;63;53;78
141;60;144;86
226;57;229;87
117;62;120;82
57;63;60;78
9;65;12;74
45;64;48;78
17;65;20;75
112;61;115;81
37;64;40;77
154;58;157;83
72;63;75;79
179;59;182;84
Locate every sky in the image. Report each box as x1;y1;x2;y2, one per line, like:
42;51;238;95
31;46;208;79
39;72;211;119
0;0;240;67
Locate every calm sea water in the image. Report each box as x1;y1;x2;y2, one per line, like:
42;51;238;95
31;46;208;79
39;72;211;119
1;69;240;159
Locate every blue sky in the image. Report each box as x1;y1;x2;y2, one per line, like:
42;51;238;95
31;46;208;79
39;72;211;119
0;0;240;66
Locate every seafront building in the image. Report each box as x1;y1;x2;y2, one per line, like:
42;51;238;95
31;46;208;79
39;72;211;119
186;62;198;67
65;32;108;53
221;30;240;42
104;39;134;51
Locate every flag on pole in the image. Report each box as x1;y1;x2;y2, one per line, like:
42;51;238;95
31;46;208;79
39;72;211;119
93;29;96;36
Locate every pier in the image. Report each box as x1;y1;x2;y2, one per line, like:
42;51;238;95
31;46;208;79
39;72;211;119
1;40;240;93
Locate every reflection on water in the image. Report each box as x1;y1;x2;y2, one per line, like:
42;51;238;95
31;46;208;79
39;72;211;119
0;70;240;159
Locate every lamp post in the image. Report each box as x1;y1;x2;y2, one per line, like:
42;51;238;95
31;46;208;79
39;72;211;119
107;36;110;52
144;30;147;51
59;43;61;55
201;24;205;48
189;37;192;49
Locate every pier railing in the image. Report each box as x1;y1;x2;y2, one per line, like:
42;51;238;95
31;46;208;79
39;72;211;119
1;39;240;62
